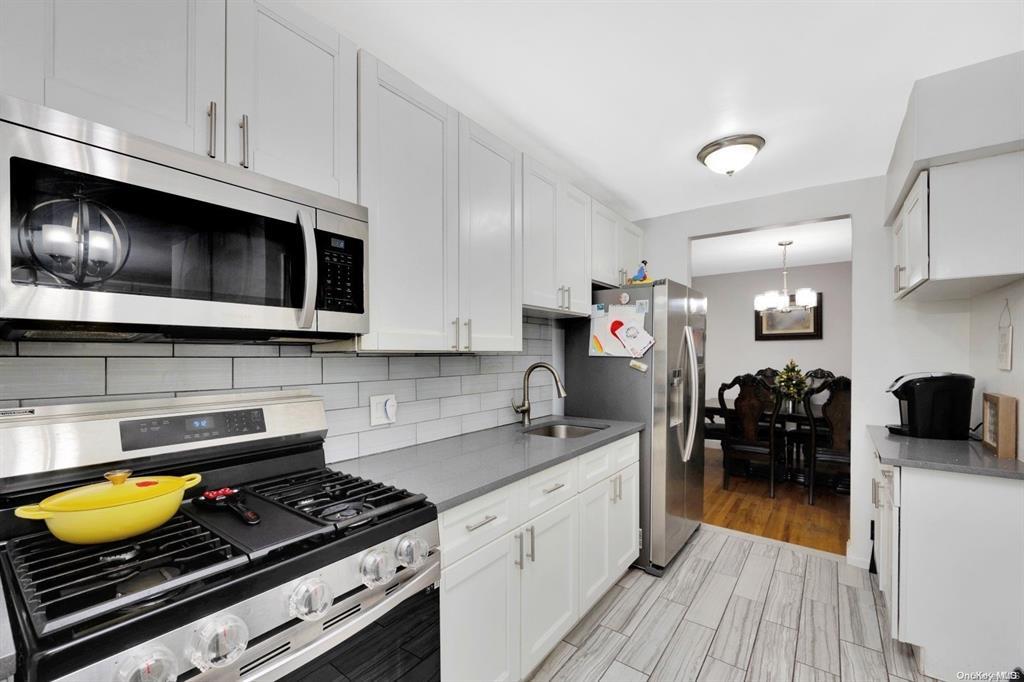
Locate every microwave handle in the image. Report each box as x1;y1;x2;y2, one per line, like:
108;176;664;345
297;209;317;329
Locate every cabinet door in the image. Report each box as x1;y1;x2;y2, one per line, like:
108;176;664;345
892;215;908;300
578;476;614;612
617;220;643;284
902;170;929;292
522;156;560;310
609;462;641;577
5;0;224;157
559;183;591;314
590;200;619;286
441;532;522;682
226;0;357;200
459;116;523;352
520;500;579;674
357;53;459;352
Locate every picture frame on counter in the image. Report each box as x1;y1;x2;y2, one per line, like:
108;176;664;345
981;392;1018;460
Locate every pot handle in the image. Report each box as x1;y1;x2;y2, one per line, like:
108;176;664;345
181;473;203;490
15;505;53;520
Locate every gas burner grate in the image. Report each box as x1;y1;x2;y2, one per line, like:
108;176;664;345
6;514;247;637
248;469;427;530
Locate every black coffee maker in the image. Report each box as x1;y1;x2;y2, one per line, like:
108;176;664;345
886;373;975;440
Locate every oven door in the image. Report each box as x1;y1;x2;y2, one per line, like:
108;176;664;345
0;121;322;336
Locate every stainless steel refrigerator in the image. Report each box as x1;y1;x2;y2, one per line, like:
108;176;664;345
565;279;706;575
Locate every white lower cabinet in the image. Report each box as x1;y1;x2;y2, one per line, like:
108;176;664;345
440;434;641;680
441;530;522;682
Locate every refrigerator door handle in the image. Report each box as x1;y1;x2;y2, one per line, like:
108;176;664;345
681;325;700;463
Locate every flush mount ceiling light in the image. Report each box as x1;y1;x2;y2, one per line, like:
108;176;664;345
697;134;765;176
754;240;818;314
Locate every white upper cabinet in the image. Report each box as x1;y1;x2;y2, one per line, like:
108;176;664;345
617;219;643;285
590;199;620;286
357;52;459;352
1;0;225;158
459;116;523;352
558;183;591;315
226;0;357;200
522;156;561;311
892;170;929;299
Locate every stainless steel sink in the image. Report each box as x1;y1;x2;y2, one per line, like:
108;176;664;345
524;423;606;439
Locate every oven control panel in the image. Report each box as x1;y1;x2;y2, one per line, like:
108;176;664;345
119;408;266;451
316;231;364;314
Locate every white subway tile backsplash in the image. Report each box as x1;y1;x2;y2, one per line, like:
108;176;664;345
324;434;359;463
19;342;172;357
323;357;388;383
497;372;522;390
389;357;439;379
462;410;498;433
440;356;479;376
415;376;462;400
0;342;15;356
416;416;462;443
22;392;174;406
279;345;312;357
298;383;358;410
107;358;232;394
0;357;105;399
480;356;515;374
440;394;481;418
479;389;515;411
358;380;416;406
396;399;441;425
514;355;552;372
174;344;279;357
525;339;552;355
233;358;322;388
359;425;417;456
461;374;498;395
325;406;371;435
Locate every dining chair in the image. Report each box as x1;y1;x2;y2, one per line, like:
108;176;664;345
719;374;784;497
802;376;852;505
786;369;836;471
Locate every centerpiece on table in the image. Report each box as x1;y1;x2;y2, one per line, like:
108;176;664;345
775;359;807;412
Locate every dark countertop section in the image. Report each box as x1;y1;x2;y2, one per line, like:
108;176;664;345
332;416;645;511
868;425;1024;481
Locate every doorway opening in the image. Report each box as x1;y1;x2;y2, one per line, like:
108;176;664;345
691;217;852;554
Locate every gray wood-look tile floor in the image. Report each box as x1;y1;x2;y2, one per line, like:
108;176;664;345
530;525;936;682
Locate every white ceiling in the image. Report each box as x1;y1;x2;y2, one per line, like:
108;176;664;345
690;219;852;278
296;1;1023;221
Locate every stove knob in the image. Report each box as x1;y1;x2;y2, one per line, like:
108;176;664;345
289;577;333;621
394;535;430;568
115;645;177;682
360;548;396;588
187;614;249;672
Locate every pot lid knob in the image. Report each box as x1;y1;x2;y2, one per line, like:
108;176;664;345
104;470;132;485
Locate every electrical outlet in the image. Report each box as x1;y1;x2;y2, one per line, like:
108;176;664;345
370;394;397;426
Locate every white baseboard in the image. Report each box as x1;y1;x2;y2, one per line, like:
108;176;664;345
846;537;872;569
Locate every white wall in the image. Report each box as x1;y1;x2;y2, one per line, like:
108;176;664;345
969;278;1024;460
693;262;853;399
639;176;972;568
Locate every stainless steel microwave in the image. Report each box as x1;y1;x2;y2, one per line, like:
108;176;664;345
0;96;368;343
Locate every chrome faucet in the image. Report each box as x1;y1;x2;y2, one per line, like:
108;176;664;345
512;362;568;427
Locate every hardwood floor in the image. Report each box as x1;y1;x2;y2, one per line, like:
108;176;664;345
530;526;933;682
703;447;849;555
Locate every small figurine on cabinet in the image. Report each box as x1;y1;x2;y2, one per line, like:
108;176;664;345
628;260;651;284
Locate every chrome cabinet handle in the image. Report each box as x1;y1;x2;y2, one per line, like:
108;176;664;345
451;317;460;350
515;532;524;569
527;525;536;562
239;114;250;168
617;474;623;501
463;319;471;351
206;101;217;158
296;209;317;329
872;478;879;508
893;265;899;295
609;477;617;502
542;482;565;495
556;286;564;309
566;286;572;310
465;514;497;532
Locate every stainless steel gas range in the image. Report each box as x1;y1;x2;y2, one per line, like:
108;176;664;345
0;391;439;682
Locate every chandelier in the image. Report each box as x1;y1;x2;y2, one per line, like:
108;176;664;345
754;240;817;314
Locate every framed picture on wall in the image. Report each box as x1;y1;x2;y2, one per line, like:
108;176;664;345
754;292;823;340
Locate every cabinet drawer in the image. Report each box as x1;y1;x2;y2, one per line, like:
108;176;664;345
523;458;577;521
578;435;638;491
440;482;522;567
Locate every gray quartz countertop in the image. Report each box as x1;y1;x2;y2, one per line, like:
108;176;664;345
868;425;1024;480
331;416;645;511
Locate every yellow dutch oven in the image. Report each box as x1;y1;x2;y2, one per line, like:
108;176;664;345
15;469;202;544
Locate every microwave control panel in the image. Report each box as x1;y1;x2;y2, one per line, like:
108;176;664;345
119;408;267;451
316;232;364;314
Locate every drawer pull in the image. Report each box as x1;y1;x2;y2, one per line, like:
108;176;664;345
542;482;565;495
465;514;497;532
